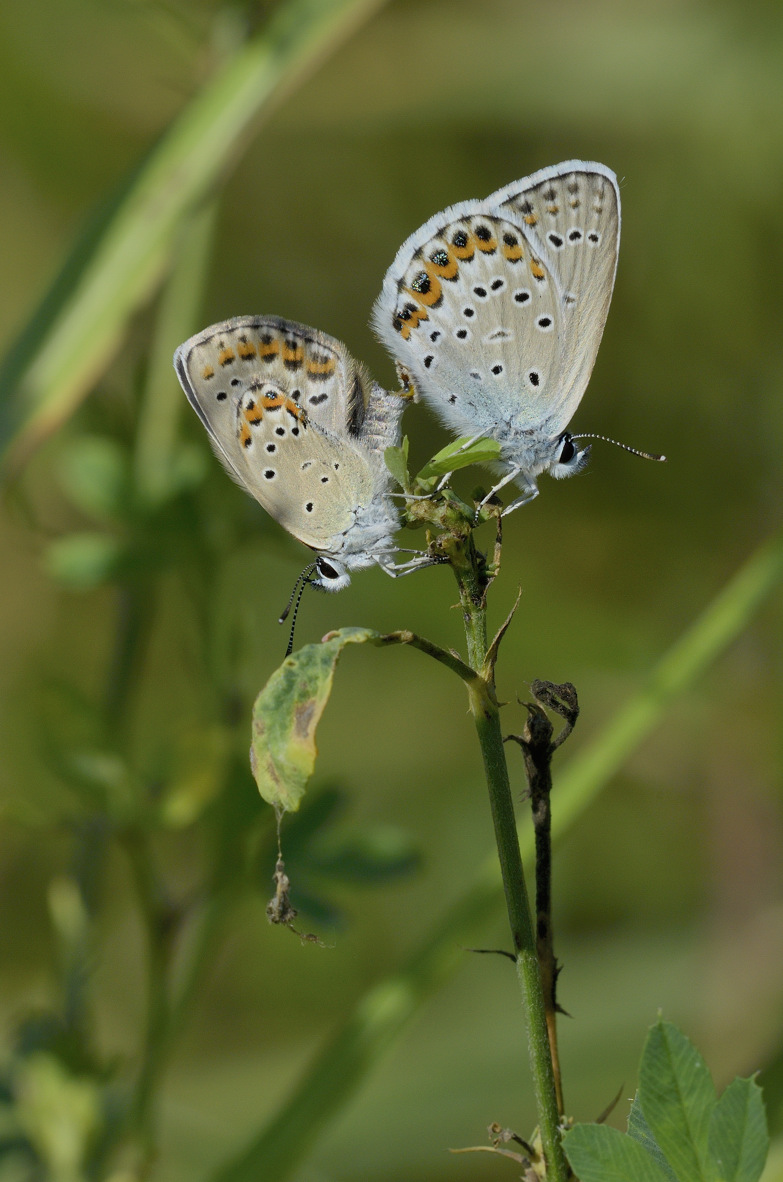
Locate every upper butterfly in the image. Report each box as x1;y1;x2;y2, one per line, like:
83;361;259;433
373;160;627;514
174;315;431;591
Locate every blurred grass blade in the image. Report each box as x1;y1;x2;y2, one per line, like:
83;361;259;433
132;199;218;507
0;0;387;474
209;526;783;1182
550;526;783;826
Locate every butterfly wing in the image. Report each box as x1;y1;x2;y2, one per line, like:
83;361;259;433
372;161;619;444
488;161;620;432
174;318;378;553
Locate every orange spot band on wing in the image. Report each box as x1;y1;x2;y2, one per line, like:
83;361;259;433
405;272;443;308
524;213;538;226
451;240;475;261
218;347;235;366
259;339;280;360
262;392;305;422
202;365;215;380
530;260;546;280
307;357;337;377
397;305;429;340
237;340;257;359
428;251;459;280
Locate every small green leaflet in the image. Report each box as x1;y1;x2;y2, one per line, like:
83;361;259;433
414;436;501;487
384;435;410;490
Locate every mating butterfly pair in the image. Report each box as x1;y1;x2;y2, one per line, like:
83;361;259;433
175;161;656;602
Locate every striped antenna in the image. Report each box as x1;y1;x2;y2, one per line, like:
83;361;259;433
571;434;666;462
279;563;317;656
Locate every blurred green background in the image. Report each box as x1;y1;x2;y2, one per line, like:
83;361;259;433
1;0;782;1179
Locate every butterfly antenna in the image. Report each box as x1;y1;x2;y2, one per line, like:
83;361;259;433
571;434;666;462
279;563;317;657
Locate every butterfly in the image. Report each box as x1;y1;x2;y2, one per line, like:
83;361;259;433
373;160;662;514
174;315;434;594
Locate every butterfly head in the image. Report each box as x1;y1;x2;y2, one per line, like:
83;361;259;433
278;556;352;657
547;432;592;481
311;556;351;592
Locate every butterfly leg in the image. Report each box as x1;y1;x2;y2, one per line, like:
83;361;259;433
376;554;446;577
474;466;525;519
499;483;539;517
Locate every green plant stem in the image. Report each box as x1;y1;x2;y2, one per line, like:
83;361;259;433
470;691;565;1172
122;829;173;1168
451;550;568;1181
168;885;237;1046
375;629;476;683
104;583;154;738
452;530;491;672
121;816;245;1171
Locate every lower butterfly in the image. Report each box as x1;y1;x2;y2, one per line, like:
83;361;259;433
174;316;437;611
373;160;664;514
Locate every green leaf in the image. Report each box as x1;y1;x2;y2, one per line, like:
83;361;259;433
14;1053;101;1178
307;824;420;882
43;533;125;590
628;1094;679;1182
250;628;378;812
57;436;130;522
158;724;234;828
639;1020;717;1182
414;435;501;486
61;749;138;820
271;783;347;851
563;1122;674;1182
708;1077;768;1182
384;435;410;489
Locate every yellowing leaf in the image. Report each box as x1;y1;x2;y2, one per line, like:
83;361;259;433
250;628;377;812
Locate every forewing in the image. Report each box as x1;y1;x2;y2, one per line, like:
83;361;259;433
174;319;375;552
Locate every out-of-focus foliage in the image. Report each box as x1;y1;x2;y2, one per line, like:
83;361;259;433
0;0;782;1179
